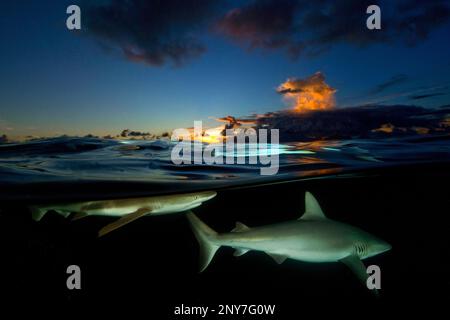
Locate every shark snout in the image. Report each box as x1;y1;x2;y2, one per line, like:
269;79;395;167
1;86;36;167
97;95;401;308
373;240;392;255
182;191;217;209
196;191;217;202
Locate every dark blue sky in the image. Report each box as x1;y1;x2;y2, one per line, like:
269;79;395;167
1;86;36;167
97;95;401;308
1;1;450;137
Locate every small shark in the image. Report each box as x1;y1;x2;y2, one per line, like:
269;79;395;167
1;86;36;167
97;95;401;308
187;191;391;292
30;191;216;237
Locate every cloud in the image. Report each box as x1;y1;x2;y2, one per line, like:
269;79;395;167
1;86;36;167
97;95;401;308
215;0;303;58
277;72;336;112
215;116;255;125
255;105;450;141
370;74;409;94
0;119;13;132
409;92;446;100
216;0;450;59
81;0;450;66
214;115;256;133
120;129;152;138
83;0;221;67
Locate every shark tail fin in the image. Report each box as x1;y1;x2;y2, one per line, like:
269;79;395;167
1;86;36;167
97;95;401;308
186;211;219;272
30;206;47;221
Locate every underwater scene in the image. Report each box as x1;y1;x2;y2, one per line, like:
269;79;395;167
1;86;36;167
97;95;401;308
1;0;450;316
1;135;449;314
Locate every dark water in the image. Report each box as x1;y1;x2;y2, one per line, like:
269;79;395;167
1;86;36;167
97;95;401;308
1;135;450;201
0;136;449;314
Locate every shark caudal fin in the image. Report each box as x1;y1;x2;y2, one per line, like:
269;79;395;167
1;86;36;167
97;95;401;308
30;207;47;221
30;207;72;221
186;211;219;272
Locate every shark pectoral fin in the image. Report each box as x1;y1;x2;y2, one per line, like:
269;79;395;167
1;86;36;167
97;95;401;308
300;192;327;220
233;248;250;257
55;210;71;219
340;254;378;295
268;253;288;264
98;207;151;237
30;207;47;221
72;212;89;221
231;222;250;233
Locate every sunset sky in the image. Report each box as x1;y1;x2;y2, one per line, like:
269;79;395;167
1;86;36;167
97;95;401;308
1;0;450;138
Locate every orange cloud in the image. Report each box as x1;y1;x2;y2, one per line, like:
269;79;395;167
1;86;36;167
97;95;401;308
277;72;336;112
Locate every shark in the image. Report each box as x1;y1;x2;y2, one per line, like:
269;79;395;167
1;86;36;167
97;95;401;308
30;190;216;237
187;191;391;292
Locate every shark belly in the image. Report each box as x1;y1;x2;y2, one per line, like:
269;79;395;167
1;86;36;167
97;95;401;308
85;206;143;216
151;202;201;215
218;221;354;263
46;197;202;217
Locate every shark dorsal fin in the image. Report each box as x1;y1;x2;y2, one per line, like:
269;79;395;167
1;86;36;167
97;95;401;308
231;222;250;233
300;192;327;220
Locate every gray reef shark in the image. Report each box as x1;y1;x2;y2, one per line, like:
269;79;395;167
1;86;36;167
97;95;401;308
30;190;216;237
187;191;391;292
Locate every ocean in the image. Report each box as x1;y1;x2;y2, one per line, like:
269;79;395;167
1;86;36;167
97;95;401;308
0;135;449;313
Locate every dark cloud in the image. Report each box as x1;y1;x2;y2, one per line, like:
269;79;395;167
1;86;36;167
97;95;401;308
216;115;255;125
215;115;256;132
83;0;222;67
120;129;152;138
82;0;450;66
255;105;450;141
215;0;303;58
216;0;450;59
410;92;446;100
370;74;409;94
